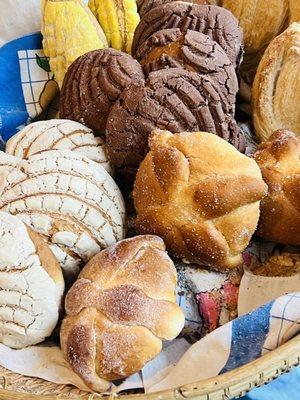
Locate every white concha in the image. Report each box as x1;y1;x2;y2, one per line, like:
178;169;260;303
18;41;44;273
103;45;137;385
0;150;126;278
0;212;64;348
6;120;112;174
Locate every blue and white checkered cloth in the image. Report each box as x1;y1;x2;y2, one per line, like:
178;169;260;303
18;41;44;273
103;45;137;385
148;292;300;392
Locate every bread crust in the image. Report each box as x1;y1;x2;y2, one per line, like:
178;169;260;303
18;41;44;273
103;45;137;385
133;130;267;271
254;129;300;245
60;235;184;389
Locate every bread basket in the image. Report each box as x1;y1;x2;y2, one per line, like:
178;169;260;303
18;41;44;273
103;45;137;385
0;333;299;400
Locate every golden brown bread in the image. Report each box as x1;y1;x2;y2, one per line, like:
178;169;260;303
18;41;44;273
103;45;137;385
252;23;300;141
60;235;184;391
289;0;300;23
133;130;268;271
254;130;300;245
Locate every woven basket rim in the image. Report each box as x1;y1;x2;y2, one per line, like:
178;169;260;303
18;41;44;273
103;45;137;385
0;334;299;400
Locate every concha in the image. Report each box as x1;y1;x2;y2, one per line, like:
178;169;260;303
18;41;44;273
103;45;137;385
0;212;64;348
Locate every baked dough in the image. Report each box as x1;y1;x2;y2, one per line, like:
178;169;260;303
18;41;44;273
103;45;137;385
60;235;184;391
0;212;64;348
254;130;300;245
6;120;112;174
252;23;300;141
0;150;126;280
133;130;267;271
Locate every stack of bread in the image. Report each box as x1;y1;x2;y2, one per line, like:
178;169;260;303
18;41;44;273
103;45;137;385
0;0;298;395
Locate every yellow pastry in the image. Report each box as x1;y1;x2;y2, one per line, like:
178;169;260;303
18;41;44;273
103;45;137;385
252;23;300;141
88;0;140;53
41;0;108;88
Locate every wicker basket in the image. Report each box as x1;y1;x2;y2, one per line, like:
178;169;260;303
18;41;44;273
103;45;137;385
0;334;299;400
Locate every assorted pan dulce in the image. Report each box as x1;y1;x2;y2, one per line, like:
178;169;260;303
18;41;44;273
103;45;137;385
254;130;300;246
0;0;298;392
60;235;184;391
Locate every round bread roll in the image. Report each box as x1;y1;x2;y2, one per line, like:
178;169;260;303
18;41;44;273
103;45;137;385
60;235;184;391
107;68;244;183
0;212;64;348
59;49;144;134
6;120;112;174
0;150;126;281
132;2;243;67
252;23;300;141
254;130;300;245
136;29;238;104
133;130;268;271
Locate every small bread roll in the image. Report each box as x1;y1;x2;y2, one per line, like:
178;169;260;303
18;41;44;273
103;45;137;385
254;130;300;245
60;235;184;391
133;130;267;271
0;150;126;280
0;212;64;348
252;23;300;141
6;120;112;174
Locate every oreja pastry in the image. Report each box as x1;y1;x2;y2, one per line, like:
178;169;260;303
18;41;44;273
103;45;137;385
254;130;300;245
133;130;267;271
0;150;126;280
136;29;238;103
132;2;243;67
137;0;209;18
88;0;140;53
60;235;184;391
60;49;144;133
0;212;64;348
41;0;108;87
6;120;112;174
222;0;289;54
252;23;300;141
107;68;244;182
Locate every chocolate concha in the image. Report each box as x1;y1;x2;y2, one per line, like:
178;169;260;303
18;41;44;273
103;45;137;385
137;0;209;18
132;2;243;67
60;49;145;134
106;68;244;182
136;29;238;104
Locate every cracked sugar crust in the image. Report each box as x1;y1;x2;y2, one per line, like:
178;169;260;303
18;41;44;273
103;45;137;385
132;2;243;67
133;130;268;271
106;68;244;178
0;150;126;277
60;235;184;388
136;29;238;104
137;0;209;17
59;49;145;134
6;119;112;175
0;212;64;348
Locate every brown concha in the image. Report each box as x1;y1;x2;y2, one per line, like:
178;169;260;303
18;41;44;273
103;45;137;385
59;48;145;134
137;0;209;17
132;2;243;67
136;28;238;104
106;68;244;182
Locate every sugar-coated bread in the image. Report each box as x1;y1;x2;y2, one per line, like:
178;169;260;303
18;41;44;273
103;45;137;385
252;23;300;141
6;120;112;174
254;130;300;245
60;235;184;391
0;212;64;348
0;150;126;280
133;130;268;271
